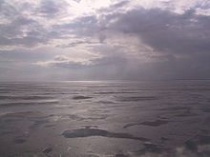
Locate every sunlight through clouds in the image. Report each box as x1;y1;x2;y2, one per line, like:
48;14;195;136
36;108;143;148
0;0;210;81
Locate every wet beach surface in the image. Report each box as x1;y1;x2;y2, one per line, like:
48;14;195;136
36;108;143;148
0;81;210;156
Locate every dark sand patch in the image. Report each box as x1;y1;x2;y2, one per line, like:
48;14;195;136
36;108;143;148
115;153;129;157
185;135;210;152
203;116;210;125
160;106;191;111
30;119;50;130
200;129;210;134
1;111;42;118
43;147;53;155
124;120;169;128
94;91;136;94
133;143;164;156
72;96;93;100
141;120;169;126
142;143;163;153
97;100;116;104
158;116;169;120
68;114;87;121
174;112;198;117
160;137;169;143
14;138;26;144
0;111;44;123
117;96;157;102
0;130;14;136
191;135;210;145
159;107;198;118
201;107;210;113
0;111;52;133
44;124;56;128
62;128;149;142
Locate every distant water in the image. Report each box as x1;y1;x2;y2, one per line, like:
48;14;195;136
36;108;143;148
0;81;210;157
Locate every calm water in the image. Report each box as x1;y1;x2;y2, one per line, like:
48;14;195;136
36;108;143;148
0;81;210;157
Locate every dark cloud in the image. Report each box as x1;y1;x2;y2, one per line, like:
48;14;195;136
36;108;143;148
75;5;210;80
107;8;210;55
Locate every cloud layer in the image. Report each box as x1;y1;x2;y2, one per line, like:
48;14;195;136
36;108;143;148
0;0;210;81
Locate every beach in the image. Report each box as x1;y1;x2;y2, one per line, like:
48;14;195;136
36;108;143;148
0;81;210;157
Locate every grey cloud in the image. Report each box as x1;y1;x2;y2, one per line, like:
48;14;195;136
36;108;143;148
0;18;48;46
0;1;112;47
50;62;87;69
41;54;127;68
94;55;127;67
112;0;129;8
40;0;60;15
37;53;128;80
0;1;20;19
90;6;210;79
98;33;106;43
55;15;99;37
58;40;98;48
52;15;106;44
38;0;68;17
0;49;52;62
107;8;210;55
98;0;129;14
1;0;210;81
0;0;70;47
195;1;210;10
0;2;50;47
83;56;128;80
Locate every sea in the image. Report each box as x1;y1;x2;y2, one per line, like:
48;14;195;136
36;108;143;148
0;80;210;157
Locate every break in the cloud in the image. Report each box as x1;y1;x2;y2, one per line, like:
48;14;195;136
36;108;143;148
0;0;210;81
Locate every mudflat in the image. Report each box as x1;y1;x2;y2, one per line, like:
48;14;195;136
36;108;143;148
0;81;210;157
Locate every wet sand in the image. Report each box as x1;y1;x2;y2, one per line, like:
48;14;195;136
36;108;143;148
0;81;210;156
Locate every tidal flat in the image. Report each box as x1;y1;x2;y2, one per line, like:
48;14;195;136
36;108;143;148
0;81;210;157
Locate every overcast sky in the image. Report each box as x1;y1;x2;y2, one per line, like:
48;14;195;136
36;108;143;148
0;0;210;81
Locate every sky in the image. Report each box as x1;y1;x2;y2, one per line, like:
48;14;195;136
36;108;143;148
0;0;210;81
